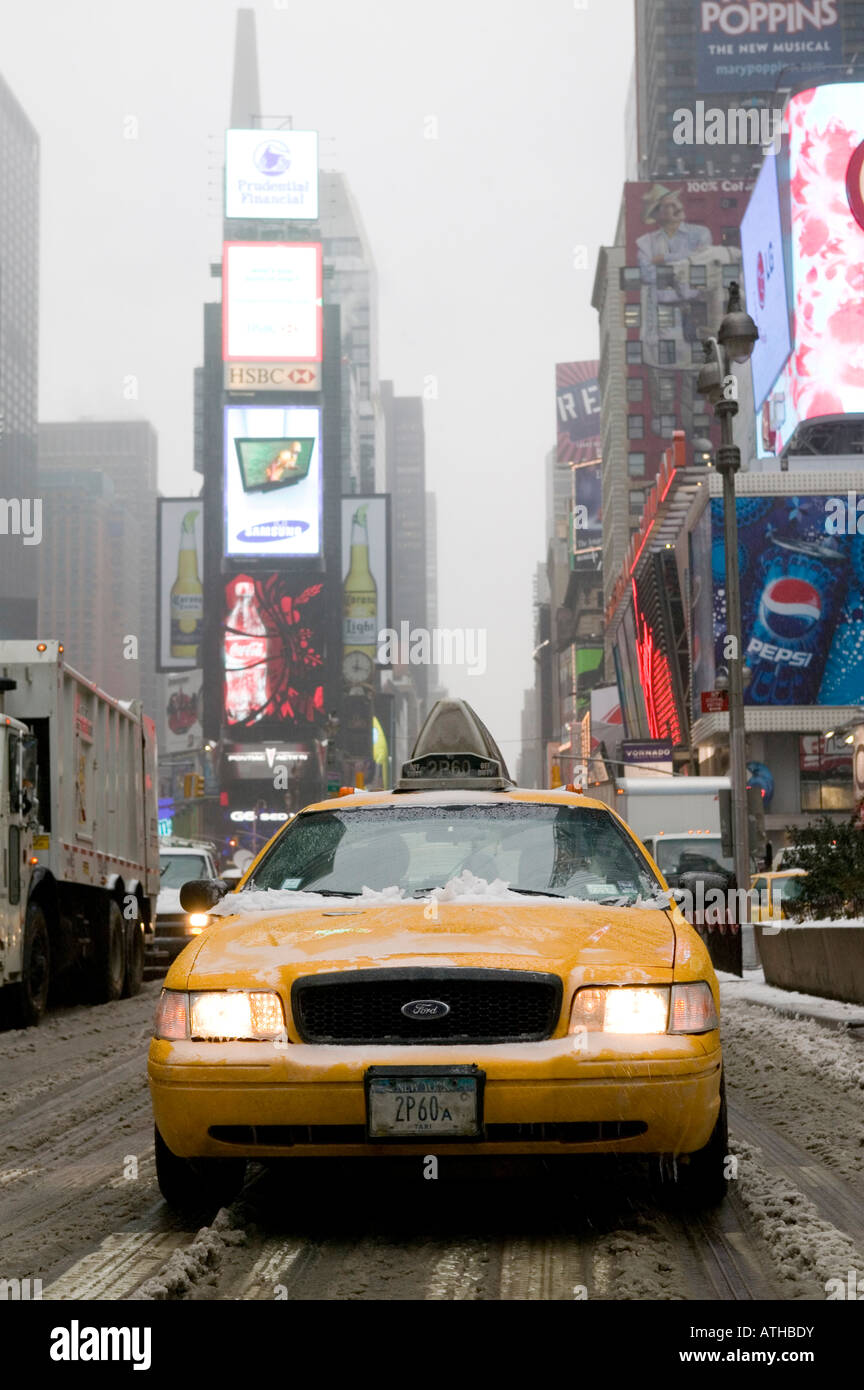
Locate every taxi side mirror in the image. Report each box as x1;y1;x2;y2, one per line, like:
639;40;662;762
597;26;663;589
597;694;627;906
180;879;229;912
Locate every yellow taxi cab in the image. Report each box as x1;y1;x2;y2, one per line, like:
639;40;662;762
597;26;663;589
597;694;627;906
749;868;807;922
149;701;726;1211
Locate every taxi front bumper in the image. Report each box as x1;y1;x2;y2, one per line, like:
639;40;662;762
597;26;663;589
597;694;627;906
149;1033;723;1160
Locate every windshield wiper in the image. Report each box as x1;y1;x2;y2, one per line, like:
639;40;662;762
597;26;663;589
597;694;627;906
507;886;565;899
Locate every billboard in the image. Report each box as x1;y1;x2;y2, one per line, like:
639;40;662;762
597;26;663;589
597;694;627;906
762;85;864;453
223;242;323;362
695;1;843;94
740;150;793;410
224;404;322;559
157;499;204;671
225;130;319;220
223;572;326;733
555;361;600;463
710;493;864;707
624;178;754;478
341;496;390;679
161;669;203;754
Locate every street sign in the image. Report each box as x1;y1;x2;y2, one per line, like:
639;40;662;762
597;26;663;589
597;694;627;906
701;691;729;713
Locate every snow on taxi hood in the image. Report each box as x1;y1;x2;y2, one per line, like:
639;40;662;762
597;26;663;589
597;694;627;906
177;872;677;988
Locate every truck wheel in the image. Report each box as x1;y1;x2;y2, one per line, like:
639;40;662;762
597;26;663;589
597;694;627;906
122;913;144;998
154;1126;246;1214
9;904;50;1028
92;899;125;1003
652;1073;728;1210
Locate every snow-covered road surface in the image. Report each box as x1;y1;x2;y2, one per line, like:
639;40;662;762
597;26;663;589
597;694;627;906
1;982;862;1301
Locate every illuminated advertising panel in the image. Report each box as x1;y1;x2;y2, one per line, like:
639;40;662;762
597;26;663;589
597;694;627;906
223;572;325;733
225;130;319;220
624;178;754;478
223;242;323;362
695;1;843;94
740;151;792;410
224;404;322;559
341;496;390;670
157;499;204;671
765;85;864;453
161;669;203;754
711;493;864;707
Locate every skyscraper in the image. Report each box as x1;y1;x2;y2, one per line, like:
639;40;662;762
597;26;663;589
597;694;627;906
0;71;39;638
38;421;159;714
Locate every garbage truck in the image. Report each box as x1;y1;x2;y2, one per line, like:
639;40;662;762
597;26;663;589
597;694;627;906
0;640;159;1026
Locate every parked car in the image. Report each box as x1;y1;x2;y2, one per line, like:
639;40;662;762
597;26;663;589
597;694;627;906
750;869;807;921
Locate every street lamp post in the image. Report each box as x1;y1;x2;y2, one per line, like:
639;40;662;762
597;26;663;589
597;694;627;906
697;282;759;937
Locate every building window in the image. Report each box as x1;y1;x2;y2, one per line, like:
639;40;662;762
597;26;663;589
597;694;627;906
658;375;676;403
624;303;642;329
799;735;854;812
625;341;643;365
722;265;739;287
628;490;645;512
689;264;707;288
659;414;677;436
657;304;678;332
627;452;646;477
627;414;645;439
693;412;712;432
626;377;644;402
656;265;676;291
658;341;677;365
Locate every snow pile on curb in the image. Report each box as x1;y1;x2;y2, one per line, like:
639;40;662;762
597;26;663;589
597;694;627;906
133;1208;247;1300
721;995;864;1097
730;1137;864;1297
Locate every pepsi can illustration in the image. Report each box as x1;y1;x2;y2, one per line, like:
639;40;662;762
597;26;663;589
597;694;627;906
744;532;850;706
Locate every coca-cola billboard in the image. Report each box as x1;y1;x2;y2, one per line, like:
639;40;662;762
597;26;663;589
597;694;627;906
223;572;326;734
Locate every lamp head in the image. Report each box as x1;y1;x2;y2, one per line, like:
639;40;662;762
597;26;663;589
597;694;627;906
718;281;759;363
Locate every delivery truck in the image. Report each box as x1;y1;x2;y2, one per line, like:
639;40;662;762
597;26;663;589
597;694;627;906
596;776;734;884
0;641;159;1026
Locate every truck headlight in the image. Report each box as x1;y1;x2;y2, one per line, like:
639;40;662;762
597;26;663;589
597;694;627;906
188;913;209;932
568;982;717;1035
154;988;285;1040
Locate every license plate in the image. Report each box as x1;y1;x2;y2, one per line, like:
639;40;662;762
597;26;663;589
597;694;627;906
366;1067;483;1140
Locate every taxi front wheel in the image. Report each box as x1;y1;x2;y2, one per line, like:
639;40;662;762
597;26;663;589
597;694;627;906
651;1073;728;1210
154;1126;246;1214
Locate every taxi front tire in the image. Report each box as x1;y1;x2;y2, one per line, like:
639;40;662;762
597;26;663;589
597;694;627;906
154;1126;246;1213
651;1072;728;1209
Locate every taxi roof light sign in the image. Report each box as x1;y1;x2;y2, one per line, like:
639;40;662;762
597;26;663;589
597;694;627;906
395;699;513;792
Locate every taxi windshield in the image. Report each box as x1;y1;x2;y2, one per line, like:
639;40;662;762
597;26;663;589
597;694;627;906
247;803;663;905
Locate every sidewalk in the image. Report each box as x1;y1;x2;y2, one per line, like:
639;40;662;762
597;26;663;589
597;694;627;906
717;967;864;1030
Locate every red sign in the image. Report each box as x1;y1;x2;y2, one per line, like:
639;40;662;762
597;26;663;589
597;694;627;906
701;691;729;714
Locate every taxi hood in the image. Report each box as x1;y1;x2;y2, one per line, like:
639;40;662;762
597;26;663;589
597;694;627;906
177;899;677;992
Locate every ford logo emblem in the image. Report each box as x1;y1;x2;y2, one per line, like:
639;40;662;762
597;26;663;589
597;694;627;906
401;999;450;1021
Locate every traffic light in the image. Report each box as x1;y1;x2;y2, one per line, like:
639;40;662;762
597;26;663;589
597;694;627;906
183;773;205;799
194;774;205;798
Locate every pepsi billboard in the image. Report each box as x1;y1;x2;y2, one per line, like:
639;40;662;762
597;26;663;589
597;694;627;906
711;494;864;707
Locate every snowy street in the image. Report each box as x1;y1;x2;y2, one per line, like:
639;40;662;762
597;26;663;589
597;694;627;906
2;978;862;1302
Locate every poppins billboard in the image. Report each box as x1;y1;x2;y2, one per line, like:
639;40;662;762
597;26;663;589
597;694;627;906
740;150;793;410
223;572;326;734
223;242;323;363
224;404;322;559
157;499;204;671
760;84;864;454
710;493;864;707
695;1;843;94
225;130;319;220
624;178;754;479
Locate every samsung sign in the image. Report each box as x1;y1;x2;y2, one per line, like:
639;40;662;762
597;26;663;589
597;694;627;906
741;150;792;410
225;130;319;220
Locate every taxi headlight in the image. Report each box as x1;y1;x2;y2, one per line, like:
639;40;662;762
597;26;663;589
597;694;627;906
568;983;718;1035
153;988;285;1041
190;991;285;1040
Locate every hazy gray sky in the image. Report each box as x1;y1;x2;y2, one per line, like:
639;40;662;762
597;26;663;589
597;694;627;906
5;0;633;754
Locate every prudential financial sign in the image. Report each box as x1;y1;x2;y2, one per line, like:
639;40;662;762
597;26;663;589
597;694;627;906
225;130;319;220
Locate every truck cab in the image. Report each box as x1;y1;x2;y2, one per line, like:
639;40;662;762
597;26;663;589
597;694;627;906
0;703;45;1024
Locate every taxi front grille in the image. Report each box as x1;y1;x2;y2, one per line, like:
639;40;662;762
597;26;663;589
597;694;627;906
291;968;562;1045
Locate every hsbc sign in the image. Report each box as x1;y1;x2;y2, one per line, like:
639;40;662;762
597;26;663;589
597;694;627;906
224;362;321;392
